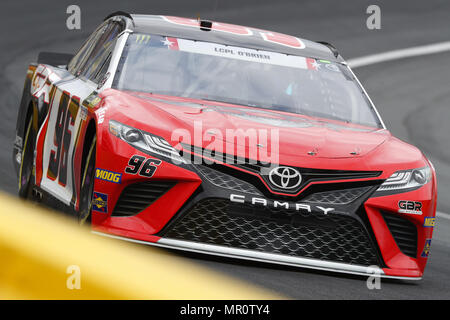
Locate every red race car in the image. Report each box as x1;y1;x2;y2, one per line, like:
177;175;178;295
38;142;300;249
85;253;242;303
13;12;437;279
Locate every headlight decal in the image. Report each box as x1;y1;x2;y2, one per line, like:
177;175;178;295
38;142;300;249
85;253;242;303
109;120;186;164
376;166;431;193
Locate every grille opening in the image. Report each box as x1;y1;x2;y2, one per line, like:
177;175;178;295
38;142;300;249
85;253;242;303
382;211;418;258
195;164;262;195
112;181;175;217
301;186;373;205
182;144;381;195
164;199;381;266
195;163;381;204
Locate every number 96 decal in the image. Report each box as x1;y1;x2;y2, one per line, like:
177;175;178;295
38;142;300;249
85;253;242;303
125;155;161;177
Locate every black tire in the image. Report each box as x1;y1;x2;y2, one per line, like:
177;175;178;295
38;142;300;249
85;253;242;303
18;115;35;198
79;135;96;225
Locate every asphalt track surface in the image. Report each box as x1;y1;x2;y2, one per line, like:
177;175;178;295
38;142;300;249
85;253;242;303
1;0;449;299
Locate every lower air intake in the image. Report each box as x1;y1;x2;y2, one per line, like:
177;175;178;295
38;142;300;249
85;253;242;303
112;181;175;217
165;199;380;266
382;211;418;258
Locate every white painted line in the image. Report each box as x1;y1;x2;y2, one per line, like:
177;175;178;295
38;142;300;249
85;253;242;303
347;41;450;68
437;211;450;221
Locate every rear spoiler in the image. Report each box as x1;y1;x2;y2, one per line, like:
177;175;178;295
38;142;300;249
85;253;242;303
37;52;74;67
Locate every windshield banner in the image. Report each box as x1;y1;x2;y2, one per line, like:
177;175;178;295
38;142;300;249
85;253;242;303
144;35;312;69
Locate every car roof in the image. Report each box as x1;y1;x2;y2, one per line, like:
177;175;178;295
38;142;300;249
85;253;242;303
115;14;344;62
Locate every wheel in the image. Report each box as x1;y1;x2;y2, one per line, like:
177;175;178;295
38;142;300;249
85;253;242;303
18;115;35;198
79;135;96;225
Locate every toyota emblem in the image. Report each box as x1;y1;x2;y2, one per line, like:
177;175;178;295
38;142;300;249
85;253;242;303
268;166;302;190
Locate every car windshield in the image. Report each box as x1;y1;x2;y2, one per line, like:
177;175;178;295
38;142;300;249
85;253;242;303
113;33;382;128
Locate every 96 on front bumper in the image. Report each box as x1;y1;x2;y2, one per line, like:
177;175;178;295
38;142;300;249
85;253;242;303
92;126;437;280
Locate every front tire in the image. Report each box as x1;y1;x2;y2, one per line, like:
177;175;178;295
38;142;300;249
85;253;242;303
18;115;35;198
79;135;96;225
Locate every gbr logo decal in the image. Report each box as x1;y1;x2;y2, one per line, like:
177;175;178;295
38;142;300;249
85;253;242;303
398;200;423;215
161;16;305;49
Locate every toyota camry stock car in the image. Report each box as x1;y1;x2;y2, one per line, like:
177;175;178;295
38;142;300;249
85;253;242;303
13;12;437;279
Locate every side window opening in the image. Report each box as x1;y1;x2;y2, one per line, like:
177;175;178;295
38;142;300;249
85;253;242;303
67;23;108;75
80;22;121;83
67;21;122;83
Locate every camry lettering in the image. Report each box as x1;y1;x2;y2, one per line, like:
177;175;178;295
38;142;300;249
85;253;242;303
252;197;267;206
274;201;289;209
230;194;245;203
230;194;333;215
316;206;335;215
296;203;312;212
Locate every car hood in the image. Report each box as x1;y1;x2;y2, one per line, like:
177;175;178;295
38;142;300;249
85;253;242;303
118;92;388;160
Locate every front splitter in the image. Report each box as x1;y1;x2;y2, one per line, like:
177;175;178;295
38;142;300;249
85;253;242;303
92;231;422;281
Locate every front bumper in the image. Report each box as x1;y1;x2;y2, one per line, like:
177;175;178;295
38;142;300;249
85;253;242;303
92;134;436;280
